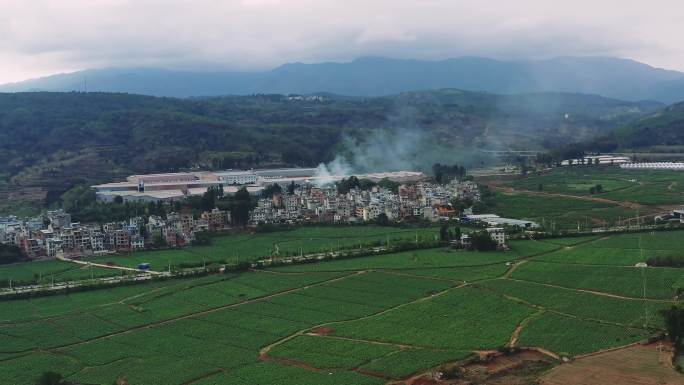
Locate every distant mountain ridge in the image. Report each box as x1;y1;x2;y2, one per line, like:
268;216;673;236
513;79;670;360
2;56;684;103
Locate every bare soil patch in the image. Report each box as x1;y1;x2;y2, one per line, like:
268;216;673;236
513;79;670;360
309;326;333;336
400;349;556;385
540;342;682;385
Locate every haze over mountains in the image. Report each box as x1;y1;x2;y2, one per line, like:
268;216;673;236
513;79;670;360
2;56;684;103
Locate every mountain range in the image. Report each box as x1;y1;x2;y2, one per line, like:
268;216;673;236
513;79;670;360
3;56;684;103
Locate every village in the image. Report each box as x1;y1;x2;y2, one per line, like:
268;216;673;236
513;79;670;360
0;168;534;260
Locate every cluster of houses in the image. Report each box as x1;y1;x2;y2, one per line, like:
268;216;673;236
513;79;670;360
0;208;231;259
250;180;481;224
0;179;485;260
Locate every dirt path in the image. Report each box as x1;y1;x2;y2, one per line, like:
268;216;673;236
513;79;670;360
259;354;326;373
472;282;660;333
490;185;647;210
258;283;468;361
503;277;672;303
509;310;544;347
56;254;166;275
305;334;438;350
503;260;527;278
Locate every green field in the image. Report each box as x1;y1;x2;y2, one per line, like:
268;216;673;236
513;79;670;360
0;231;681;384
517;313;650;357
478;279;669;328
534;231;684;267
502;167;684;206
0;259;128;288
490;192;638;230
510;261;683;299
0;226;440;287
88;226;441;270
273;240;558;273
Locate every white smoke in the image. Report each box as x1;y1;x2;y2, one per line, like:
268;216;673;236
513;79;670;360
313;127;493;185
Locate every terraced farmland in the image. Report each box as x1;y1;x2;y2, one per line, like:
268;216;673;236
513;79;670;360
0;231;682;384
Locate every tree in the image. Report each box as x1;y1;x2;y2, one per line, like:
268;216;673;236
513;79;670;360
660;306;684;348
36;372;72;385
231;187;253;227
377;178;400;193
262;183;282;198
0;244;24;265
439;223;450;241
192;231;212;246
433;163;467;184
336;176;361;194
200;187;219;212
287;181;297;195
452;226;462;241
152;234;167;249
375;213;389;226
537;183;543;191
469;231;498;251
113;195;124;204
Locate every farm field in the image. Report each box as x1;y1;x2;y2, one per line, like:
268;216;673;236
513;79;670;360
489;192;640;230
510;261;684;299
0;232;681;384
0;226;440;287
0;259;127;288
535;231;684;266
87;226;441;270
517;312;650;357
501;167;684;206
272;240;558;273
540;343;682;385
478;279;670;328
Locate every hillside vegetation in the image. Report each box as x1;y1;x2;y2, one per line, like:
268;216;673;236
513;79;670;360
0;90;661;214
614;102;684;149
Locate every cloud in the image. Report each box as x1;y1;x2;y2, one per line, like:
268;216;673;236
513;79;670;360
0;0;683;83
356;20;417;44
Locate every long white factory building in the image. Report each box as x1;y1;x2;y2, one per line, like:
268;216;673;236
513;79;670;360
93;168;426;202
620;162;684;170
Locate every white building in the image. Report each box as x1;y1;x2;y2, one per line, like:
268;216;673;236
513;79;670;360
215;170;258;185
561;155;631;166
486;227;506;248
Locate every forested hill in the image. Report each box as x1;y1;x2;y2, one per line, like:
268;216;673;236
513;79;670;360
0;90;663;214
611;102;684;149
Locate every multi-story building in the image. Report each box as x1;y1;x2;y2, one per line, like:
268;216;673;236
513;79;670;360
201;208;229;230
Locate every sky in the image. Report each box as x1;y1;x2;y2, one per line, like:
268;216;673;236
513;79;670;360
1;0;683;84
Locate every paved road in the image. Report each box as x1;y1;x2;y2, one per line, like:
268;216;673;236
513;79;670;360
254;246;388;266
0;273;161;296
56;254;165;275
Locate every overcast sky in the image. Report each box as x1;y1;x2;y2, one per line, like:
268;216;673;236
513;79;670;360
1;0;683;84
